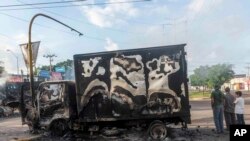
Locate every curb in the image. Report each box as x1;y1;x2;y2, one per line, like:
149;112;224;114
190;97;210;101
12;135;42;141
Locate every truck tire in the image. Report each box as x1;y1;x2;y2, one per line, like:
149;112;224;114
148;120;167;141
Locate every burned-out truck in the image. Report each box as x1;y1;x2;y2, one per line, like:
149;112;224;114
20;44;190;140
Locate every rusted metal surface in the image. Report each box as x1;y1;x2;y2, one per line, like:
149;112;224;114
74;44;190;124
21;44;190;138
20;81;77;133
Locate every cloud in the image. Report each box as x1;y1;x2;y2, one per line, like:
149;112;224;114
0;32;32;74
187;0;224;20
207;51;217;59
104;38;119;51
188;0;205;13
14;33;27;44
145;5;170;17
205;15;247;39
81;0;138;27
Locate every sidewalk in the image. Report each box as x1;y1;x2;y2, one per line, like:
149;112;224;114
190;95;250;101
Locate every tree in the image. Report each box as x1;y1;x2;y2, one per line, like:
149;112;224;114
55;59;74;80
207;64;234;88
190;66;209;86
37;59;74;79
38;59;73;71
190;66;209;92
55;59;73;68
190;64;234;89
39;65;50;71
35;65;50;76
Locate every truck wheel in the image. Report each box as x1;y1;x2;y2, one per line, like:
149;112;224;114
148;120;167;141
50;119;69;136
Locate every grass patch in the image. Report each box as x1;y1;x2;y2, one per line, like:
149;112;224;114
189;91;211;99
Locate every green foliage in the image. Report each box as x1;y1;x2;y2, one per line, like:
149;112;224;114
38;59;73;70
190;66;209;86
37;59;73;72
190;64;234;88
206;64;234;88
39;65;50;71
55;59;73;68
189;91;211;99
35;65;50;75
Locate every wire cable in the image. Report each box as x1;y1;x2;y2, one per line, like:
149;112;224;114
0;0;86;8
14;0;154;35
0;0;149;11
0;12;78;36
0;12;134;45
16;0;137;34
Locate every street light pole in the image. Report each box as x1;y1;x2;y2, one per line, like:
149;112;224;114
28;13;83;107
43;54;57;73
6;49;19;75
247;63;250;92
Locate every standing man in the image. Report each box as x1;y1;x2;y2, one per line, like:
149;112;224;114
211;85;225;134
224;87;236;130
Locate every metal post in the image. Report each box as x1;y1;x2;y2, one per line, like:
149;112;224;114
43;54;57;73
17;57;19;75
246;63;250;93
50;57;52;72
28;13;83;107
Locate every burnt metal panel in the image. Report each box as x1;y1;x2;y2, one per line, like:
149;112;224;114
74;44;190;123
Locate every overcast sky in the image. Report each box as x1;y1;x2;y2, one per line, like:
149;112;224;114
0;0;250;75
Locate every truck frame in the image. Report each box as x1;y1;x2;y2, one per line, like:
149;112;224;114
20;44;190;140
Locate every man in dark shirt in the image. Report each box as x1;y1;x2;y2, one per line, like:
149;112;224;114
211;85;225;134
224;87;236;130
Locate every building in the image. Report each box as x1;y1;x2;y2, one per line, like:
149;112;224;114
223;74;250;91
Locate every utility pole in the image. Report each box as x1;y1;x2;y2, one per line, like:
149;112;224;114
27;13;83;108
246;63;250;92
43;54;57;73
162;17;188;45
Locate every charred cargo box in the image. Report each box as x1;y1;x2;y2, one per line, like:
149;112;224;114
74;44;190;124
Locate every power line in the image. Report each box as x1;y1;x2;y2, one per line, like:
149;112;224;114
15;0;138;35
0;0;149;11
0;33;16;40
246;63;250;77
14;0;155;35
0;0;86;8
0;12;134;45
0;12;77;36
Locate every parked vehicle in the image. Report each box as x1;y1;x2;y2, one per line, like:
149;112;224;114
0;92;6;105
0;106;13;117
1;82;41;109
20;44;190;140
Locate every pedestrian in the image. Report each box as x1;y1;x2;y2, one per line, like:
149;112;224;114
211;85;224;134
234;91;245;125
223;87;236;130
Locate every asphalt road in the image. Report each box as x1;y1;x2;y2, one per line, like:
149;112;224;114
190;95;250;127
0;96;249;141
